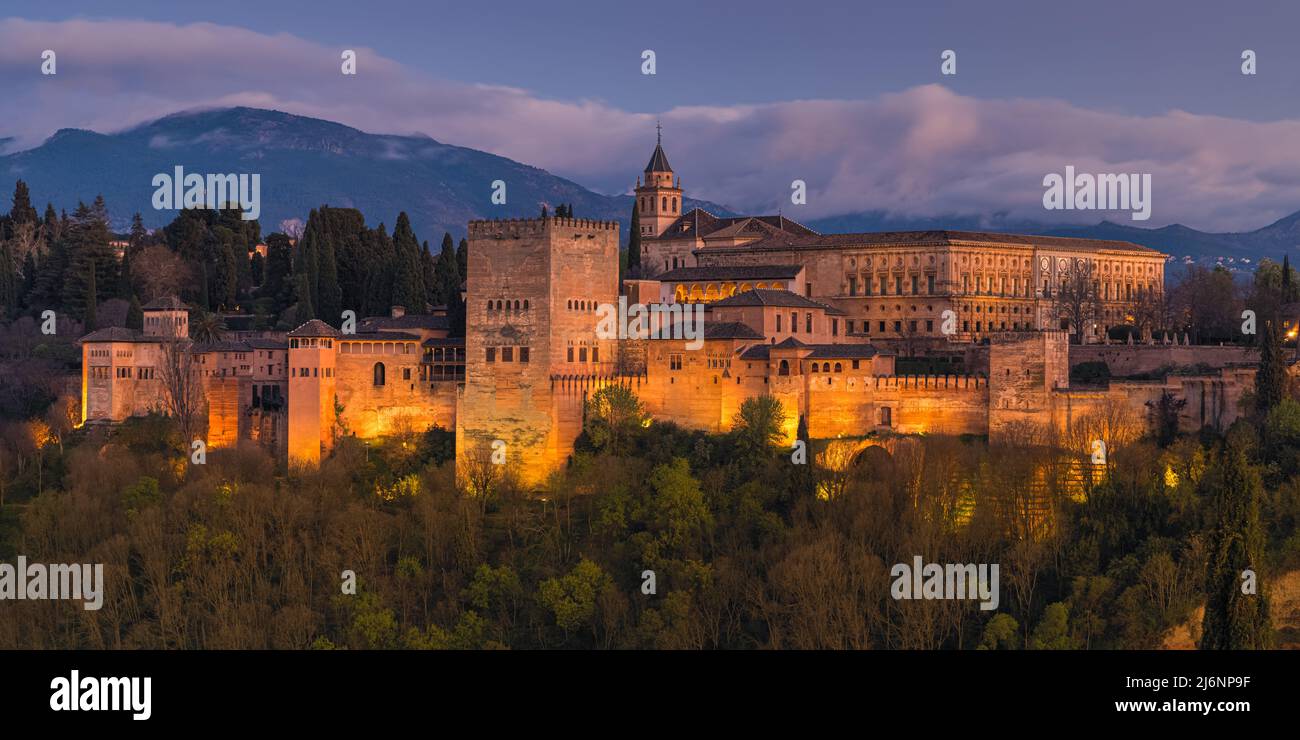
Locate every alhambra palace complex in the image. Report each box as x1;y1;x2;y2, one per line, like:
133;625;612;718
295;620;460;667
81;139;1260;485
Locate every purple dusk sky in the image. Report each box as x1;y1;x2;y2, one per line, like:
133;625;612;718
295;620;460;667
3;1;1300;231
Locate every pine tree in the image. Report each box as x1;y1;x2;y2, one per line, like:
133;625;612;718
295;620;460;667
1200;427;1273;649
10;179;38;227
41;203;58;243
129;212;147;248
1255;320;1286;415
627;202;642;276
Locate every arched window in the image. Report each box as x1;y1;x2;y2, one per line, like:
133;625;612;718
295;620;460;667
523;300;529;310
834;363;843;373
486;301;493;311
811;363;819;373
373;362;386;386
671;197;677;212
778;360;790;376
514;300;520;310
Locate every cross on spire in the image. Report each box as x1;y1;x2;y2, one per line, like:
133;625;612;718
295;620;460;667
656;119;662;146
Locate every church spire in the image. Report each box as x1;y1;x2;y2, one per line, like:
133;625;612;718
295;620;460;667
644;121;672;174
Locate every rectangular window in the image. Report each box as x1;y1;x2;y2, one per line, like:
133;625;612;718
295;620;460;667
592;346;599;363
880;276;888;295
911;276;918;294
895;276;902;295
669;354;683;370
852;359;860;370
487;347;496;363
880;407;892;427
776;314;782;332
926;320;934;332
847;320;855;333
848;276;857;296
567;347;574;362
893;321;901;332
878;321;885;332
791;312;798;333
520;346;529;363
831;319;838;336
503;347;514;362
403;368;411;380
579;347;588;362
927;275;935;294
805;313;812;333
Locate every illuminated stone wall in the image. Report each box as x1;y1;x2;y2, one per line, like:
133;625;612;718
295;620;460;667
459;217;620;487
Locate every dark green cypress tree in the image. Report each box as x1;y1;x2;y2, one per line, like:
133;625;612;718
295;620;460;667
118;237;134;299
20;251;37;309
317;227;342;324
627;202;642;276
262;232;293;312
0;241;16;315
1283;254;1294;303
292;272;315;325
83;263;97;330
126;293;143;331
456;238;467;283
390;212;425;311
199;262;210;312
1200;427;1273;649
1255;320;1286;415
421;240;438;309
434;234;460;309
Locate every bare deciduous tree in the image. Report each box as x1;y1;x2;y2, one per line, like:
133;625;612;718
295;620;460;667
158;338;204;446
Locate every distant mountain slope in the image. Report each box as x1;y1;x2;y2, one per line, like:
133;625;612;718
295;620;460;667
0;107;728;240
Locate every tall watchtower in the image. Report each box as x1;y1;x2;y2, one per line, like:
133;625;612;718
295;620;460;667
142;295;189;339
633;125;683;239
458;216;620;487
287;319;339;467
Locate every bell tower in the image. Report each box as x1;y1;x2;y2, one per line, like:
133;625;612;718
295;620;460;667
633;123;683;239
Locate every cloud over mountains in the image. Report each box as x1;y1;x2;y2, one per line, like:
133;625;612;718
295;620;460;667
3;17;1300;232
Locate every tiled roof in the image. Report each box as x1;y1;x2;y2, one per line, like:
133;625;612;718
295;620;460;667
722;229;1160;255
644;143;672;173
656;265;803;282
806;345;884;359
245;338;288;350
651;209;819;242
288;319;340;337
80;327;146;343
422;337;466;347
711;288;846;315
739;342;888;361
341;331;422;342
142;296;187;311
360;315;450;331
191;341;252;353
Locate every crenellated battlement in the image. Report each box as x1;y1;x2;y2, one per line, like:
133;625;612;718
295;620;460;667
874;374;986;390
468;216;620;239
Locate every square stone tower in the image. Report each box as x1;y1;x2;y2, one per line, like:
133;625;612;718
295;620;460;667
459;216;620;487
287;319;340;467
